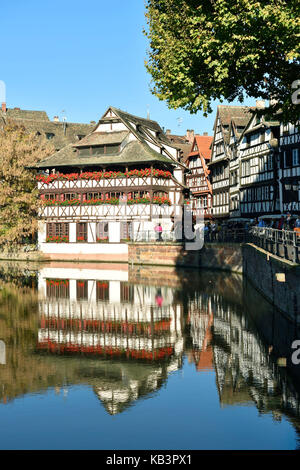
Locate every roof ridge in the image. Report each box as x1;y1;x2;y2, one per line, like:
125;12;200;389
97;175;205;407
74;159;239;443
111;106;161;125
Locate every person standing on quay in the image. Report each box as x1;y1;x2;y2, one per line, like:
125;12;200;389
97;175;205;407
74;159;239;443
155;223;163;242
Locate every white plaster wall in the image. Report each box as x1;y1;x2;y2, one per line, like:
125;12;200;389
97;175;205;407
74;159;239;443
70;279;77;301
173;169;183;184
39;268;129;283
95;122;127;132
109;221;120;243
69;223;76;243
147;141;162;154
109;281;121;303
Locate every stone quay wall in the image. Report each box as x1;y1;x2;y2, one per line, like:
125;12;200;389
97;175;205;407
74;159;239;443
242;243;300;323
128;242;243;273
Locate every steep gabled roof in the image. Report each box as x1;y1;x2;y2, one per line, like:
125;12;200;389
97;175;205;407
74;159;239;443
217;105;254;127
195;135;213;160
34;106;188;170
184;135;212;164
238;109;280;143
214;105;254;145
33;140;176;169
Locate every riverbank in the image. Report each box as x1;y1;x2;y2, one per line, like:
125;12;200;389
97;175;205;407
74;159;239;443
0;242;243;272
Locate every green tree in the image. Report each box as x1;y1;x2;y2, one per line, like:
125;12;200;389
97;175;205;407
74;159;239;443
0;122;54;246
145;0;300;121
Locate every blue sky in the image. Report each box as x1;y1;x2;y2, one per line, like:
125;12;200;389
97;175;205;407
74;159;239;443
0;0;255;136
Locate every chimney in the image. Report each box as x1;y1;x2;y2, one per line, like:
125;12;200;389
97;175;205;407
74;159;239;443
256;100;265;109
203;132;208;136
166;129;171;135
1;102;6;113
53;116;59;122
14;107;20;110
186;129;194;143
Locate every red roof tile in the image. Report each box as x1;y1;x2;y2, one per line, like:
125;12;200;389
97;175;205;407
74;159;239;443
187;135;213;161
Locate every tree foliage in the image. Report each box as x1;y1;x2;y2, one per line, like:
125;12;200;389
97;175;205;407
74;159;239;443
145;0;300;121
0;122;54;245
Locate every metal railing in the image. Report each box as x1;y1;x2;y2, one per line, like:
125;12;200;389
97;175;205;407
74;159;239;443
133;230;177;243
130;226;300;263
249;226;300;263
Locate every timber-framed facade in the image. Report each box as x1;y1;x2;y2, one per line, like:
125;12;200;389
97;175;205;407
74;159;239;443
33;107;188;259
185;134;213;219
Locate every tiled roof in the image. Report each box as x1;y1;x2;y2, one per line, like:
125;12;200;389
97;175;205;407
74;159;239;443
74;130;129;147
105;107;181;150
0;108;94;151
217;105;254;127
33;106;187;171
33;140;175;169
185;135;213;164
195;135;213;160
0;108;49;121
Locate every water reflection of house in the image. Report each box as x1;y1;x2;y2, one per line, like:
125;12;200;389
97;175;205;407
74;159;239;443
186;295;213;372
37;266;184;414
210;292;300;425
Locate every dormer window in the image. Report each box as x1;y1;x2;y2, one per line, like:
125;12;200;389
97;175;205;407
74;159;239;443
46;133;55;140
77;135;85;140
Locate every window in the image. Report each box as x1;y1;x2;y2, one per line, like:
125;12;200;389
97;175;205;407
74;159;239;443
46;133;55;140
96;222;108;241
64;193;77;201
282;124;289;135
46;279;69;299
285;151;292;168
292;149;299;166
120;282;134;303
121;221;132;241
267;155;273;170
77;280;88;300
45;193;60;201
92;144;120;155
96;281;109;301
86;192;102;200
47;223;69;238
77;222;87;242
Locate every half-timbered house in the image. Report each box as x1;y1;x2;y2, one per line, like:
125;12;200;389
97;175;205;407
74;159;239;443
33;107;188;260
278;120;300;214
239;106;280;219
185;134;213;219
228;112;253;220
209;106;252;221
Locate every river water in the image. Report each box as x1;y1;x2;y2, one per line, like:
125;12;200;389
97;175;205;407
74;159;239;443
0;261;300;450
